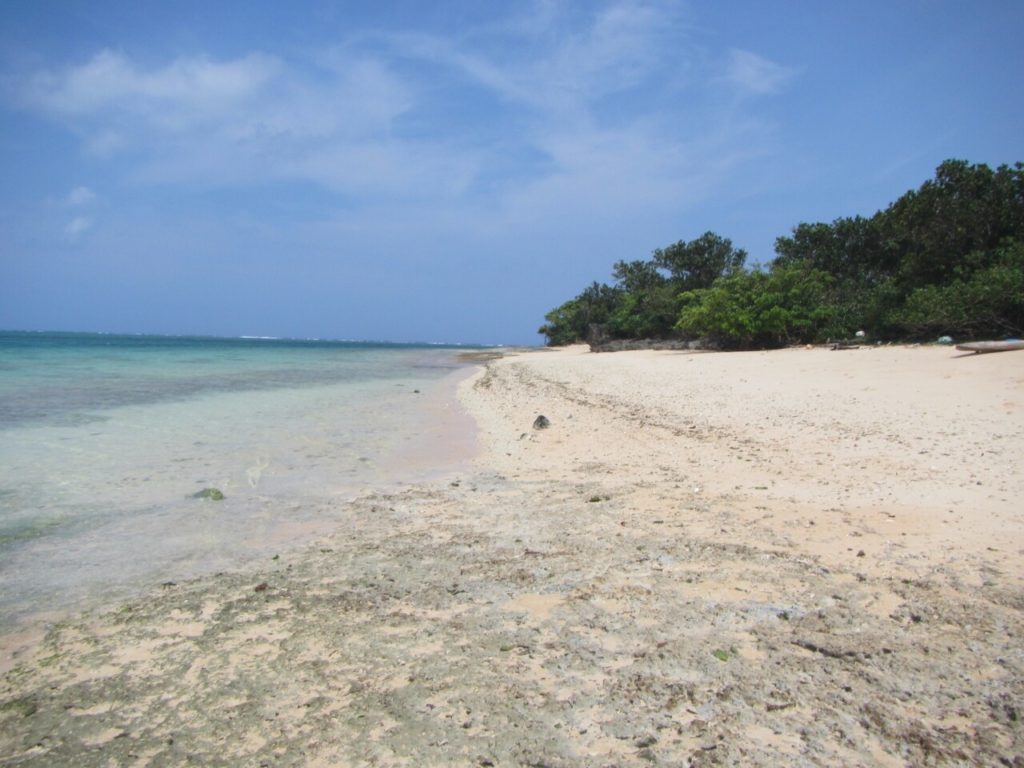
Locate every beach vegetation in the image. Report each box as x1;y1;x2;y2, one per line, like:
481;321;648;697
773;159;1024;341
538;232;748;344
890;239;1024;337
675;265;837;349
652;231;748;291
538;281;623;346
540;160;1024;348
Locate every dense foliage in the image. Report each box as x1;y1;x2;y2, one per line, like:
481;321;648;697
539;160;1024;348
538;232;747;343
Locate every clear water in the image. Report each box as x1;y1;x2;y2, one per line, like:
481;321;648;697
0;331;481;627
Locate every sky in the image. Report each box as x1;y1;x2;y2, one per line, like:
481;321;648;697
0;1;1021;345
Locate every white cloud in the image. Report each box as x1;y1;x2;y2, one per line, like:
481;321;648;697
23;49;280;118
20;47;415;140
66;186;96;206
549;1;670;95
65;215;93;240
85;130;126;157
394;0;682;116
17;47;415;169
8;2;782;231
288;141;479;200
725;49;795;95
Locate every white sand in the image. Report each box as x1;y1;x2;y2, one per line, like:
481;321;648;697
461;344;1024;590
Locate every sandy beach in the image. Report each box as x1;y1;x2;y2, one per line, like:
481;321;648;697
2;344;1022;766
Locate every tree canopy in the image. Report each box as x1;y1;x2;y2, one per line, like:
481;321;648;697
538;232;747;344
539;160;1024;348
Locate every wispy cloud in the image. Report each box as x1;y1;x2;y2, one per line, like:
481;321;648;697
725;49;795;95
65;185;96;206
390;0;683;117
18;48;412;143
59;185;98;241
7;2;787;227
65;215;93;240
22;49;280;118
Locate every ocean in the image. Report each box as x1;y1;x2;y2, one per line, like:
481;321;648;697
0;331;481;629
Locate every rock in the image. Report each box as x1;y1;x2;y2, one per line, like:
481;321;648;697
533;415;550;429
192;487;225;501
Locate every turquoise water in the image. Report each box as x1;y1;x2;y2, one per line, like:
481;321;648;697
0;331;481;626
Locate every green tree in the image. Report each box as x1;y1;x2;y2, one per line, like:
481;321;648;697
653;231;747;291
675;265;836;348
772;160;1024;340
604;259;677;338
607;281;680;339
881;160;1024;290
774;216;892;286
539;159;1024;348
891;239;1024;338
611;259;666;293
537;282;622;346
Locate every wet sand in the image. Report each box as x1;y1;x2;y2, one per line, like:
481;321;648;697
2;344;1022;766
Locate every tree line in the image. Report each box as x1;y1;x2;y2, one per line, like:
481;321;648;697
539;160;1024;348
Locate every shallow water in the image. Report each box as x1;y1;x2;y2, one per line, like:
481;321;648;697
0;332;481;627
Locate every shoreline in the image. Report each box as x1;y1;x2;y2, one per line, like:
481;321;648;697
0;360;481;672
2;345;1022;765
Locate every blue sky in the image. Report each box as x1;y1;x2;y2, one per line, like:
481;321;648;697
1;1;1021;345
